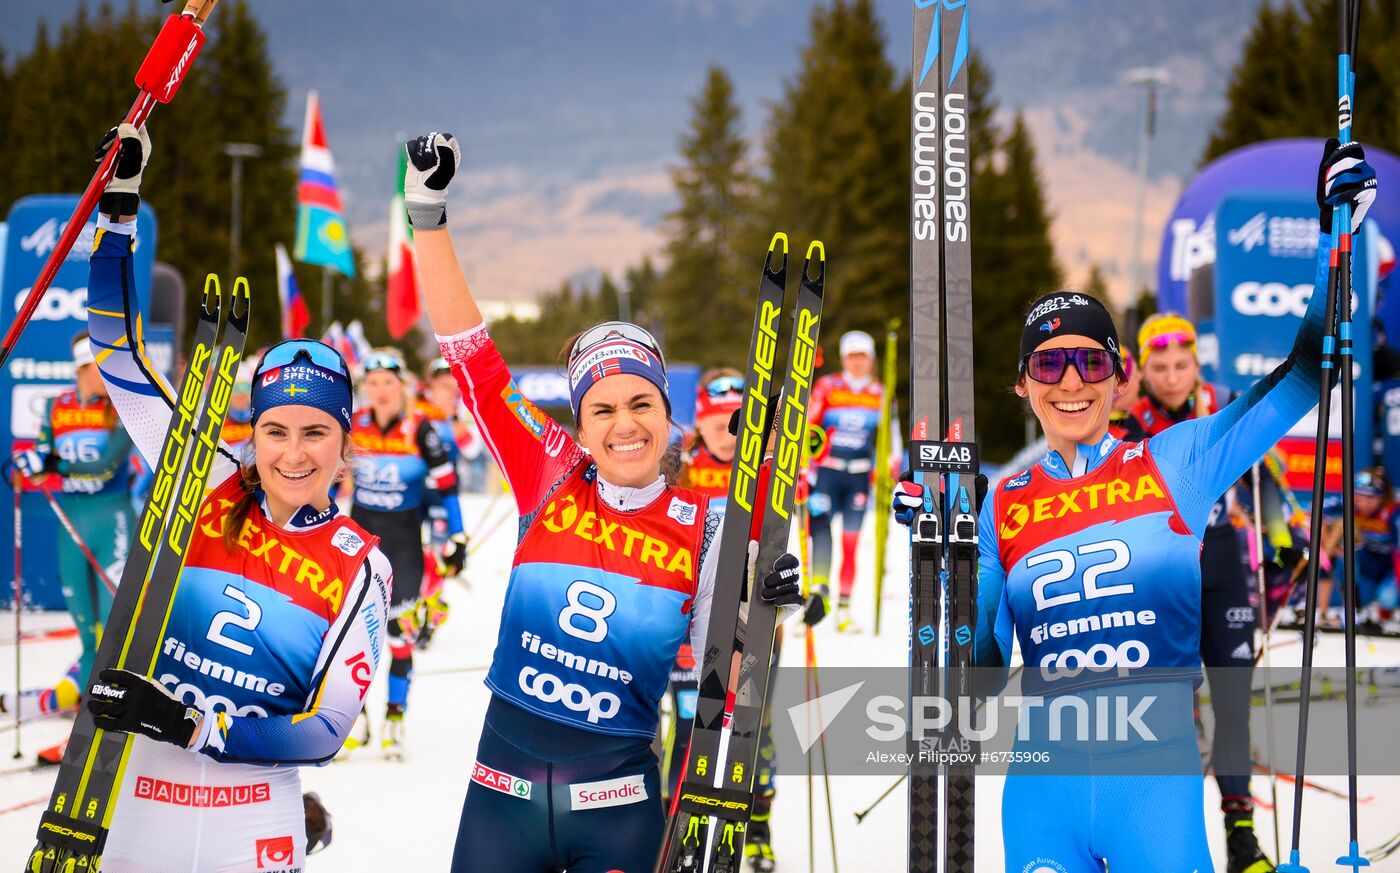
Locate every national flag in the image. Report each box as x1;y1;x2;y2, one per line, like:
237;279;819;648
590;360;622;383
274;243;311;339
294;90;356;277
323;321;347;361
344;320;371;367
387;147;420;339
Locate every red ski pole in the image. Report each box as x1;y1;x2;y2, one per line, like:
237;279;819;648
0;0;221;371
38;488;117;596
11;471;23;759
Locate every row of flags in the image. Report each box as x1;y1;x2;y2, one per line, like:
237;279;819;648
275;90;421;342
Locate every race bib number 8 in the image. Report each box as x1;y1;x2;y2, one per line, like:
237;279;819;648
558;580;616;643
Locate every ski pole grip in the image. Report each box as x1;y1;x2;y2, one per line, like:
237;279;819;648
134;14;208;103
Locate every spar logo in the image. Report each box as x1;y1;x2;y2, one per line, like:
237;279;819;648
471;761;533;800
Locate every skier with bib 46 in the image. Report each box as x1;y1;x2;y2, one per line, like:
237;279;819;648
404;131;804;873
894;140;1375;872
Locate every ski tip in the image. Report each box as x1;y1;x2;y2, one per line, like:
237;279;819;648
887;316;902;332
201;273;222;310
768;232;789;255
232;276;252;320
805;239;825;262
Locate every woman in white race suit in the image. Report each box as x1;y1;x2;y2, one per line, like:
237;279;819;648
77;122;392;872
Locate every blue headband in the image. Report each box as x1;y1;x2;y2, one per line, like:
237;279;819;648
567;338;669;421
249;361;353;431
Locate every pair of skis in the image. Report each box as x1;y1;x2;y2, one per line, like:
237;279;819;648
27;277;248;873
655;233;825;873
908;1;979;871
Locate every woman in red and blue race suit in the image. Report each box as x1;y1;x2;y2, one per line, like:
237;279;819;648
346;350;466;755
807;329;899;631
893;139;1376;873
405;132;804;873
73;123;392;873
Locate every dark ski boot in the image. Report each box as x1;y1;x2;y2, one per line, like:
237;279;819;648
1225;811;1275;873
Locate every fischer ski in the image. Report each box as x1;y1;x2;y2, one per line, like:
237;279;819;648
909;0;979;871
656;234;789;873
27;276;248;873
656;236;826;873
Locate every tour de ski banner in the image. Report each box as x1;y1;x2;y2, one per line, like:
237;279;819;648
1213;190;1376;501
1;195;157;607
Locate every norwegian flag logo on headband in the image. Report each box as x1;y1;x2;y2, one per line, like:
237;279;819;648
566;338;670;421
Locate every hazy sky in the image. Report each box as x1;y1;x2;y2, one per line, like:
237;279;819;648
3;0;1265;304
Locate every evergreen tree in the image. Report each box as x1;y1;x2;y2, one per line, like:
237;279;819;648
1204;0;1400;163
971;106;1064;459
0;0;298;351
654;66;755;367
756;0;907;353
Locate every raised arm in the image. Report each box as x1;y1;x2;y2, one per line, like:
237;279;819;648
1150;140;1378;533
405;133;482;336
85;125;238;483
405;132;584;515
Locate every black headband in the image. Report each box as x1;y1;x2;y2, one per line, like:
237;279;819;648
1019;292;1124;371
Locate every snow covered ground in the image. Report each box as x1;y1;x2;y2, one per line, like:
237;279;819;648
3;491;1398;871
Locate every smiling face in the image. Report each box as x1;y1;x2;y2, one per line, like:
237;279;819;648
1141;344;1200;411
573;374;671;488
1016;334;1125;460
252;406;344;525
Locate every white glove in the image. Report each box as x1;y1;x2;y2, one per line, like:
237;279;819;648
404;132;461;229
13;447;52;478
96;123;151;196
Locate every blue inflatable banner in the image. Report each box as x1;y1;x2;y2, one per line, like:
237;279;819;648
1213;190;1373;497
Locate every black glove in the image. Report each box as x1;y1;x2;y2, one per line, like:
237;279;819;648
404;132;461;229
759;553;802;609
1275;546;1306;569
94;123;151;219
87;668;200;749
439;533;468;576
1316;137;1378;235
728;392;781;438
803;584;830;627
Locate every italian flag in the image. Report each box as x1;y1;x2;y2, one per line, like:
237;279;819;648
386;147;420;339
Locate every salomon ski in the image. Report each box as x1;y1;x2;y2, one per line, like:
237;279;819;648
909;0;979;870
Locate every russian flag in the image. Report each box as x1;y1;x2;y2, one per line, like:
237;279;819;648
344;320;370;367
294;91;356;278
275;243;311;339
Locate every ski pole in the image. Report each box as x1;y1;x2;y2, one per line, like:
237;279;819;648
1332;4;1366;870
11;471;22;759
1250;463;1281;858
872;318;899;636
0;0;221;372
804;625;839;873
854;773;905;824
39;488;117;596
1279;4;1362;869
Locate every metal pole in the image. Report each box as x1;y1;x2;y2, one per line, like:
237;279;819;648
322;267;333;334
1125;68;1168;303
223;143;262;279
